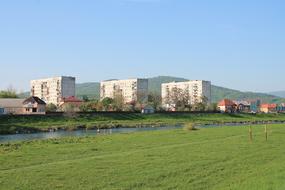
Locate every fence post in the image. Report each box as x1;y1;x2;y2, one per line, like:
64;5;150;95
265;125;268;142
249;126;253;142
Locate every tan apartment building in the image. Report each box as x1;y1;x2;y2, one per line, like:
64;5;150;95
100;79;148;104
30;76;75;105
161;80;211;109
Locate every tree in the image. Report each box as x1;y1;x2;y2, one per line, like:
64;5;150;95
148;92;162;111
113;92;124;111
82;95;89;102
62;103;78;118
192;96;208;111
164;87;191;111
101;97;114;111
207;103;218;112
0;86;18;98
46;103;57;112
79;101;98;112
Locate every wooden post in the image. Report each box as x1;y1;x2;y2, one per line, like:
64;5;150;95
249;126;253;142
265;125;268;142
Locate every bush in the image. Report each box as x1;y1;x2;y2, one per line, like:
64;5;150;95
46;103;57;112
183;123;197;131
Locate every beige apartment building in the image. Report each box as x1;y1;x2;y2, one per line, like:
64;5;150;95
100;79;148;104
161;80;211;109
30;76;75;105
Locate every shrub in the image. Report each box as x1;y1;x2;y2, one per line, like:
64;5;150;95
46;103;57;112
183;123;197;131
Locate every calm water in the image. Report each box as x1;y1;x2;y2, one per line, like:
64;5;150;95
0;125;182;143
1;121;283;143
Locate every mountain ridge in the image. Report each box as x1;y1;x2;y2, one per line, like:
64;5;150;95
268;91;285;98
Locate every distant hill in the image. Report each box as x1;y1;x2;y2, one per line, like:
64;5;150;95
211;86;285;104
19;76;285;103
148;76;188;94
268;91;285;98
76;82;100;99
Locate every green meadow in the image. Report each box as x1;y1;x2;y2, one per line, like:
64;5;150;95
1;124;285;190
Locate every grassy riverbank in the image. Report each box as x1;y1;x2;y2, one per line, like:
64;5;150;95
1;113;285;134
1;124;285;189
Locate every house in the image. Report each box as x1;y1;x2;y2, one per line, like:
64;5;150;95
249;99;261;113
233;100;251;112
22;96;46;114
260;104;277;113
218;99;236;113
59;96;84;111
141;105;155;114
0;98;26;114
0;107;4;115
0;96;46;115
277;103;285;113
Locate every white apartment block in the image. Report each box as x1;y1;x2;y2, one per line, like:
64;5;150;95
30;76;76;105
161;80;211;108
100;79;148;104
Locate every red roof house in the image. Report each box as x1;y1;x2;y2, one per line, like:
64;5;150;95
59;96;84;111
260;104;277;113
217;99;236;113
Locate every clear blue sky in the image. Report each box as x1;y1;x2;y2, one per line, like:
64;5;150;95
0;0;284;92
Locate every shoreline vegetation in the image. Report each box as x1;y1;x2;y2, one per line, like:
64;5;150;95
1;112;285;135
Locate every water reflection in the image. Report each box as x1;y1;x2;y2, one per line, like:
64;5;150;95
0;125;182;143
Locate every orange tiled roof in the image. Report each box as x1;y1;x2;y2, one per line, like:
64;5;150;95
260;104;277;109
62;96;83;103
218;99;235;106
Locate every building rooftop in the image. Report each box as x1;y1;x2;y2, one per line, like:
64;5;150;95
61;96;83;103
0;99;25;108
23;96;46;105
162;80;211;85
260;104;277;109
31;76;75;81
102;78;148;82
218;99;235;106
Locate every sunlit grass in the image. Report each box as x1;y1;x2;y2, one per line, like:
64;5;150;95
1;124;285;190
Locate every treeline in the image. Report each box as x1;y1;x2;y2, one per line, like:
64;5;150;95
46;92;218;113
0;88;18;98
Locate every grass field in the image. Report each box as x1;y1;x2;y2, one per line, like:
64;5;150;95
1;113;285;134
1;124;285;190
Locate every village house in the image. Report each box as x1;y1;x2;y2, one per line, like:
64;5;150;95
277;103;285;113
0;107;4;115
141;105;155;114
260;104;277;113
217;99;236;113
233;100;251;112
59;96;84;112
0;96;46;115
249;99;261;113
